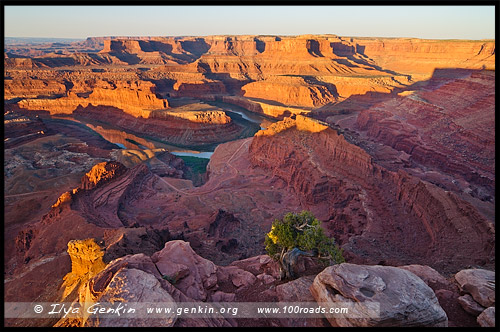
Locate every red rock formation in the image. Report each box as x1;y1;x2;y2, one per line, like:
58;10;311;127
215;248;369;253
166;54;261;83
5;78;66;99
355;70;495;200
153;109;231;125
477;307;495;327
7;34;494;122
397;263;478;327
339;37;495;75
70;104;243;147
241;75;337;107
4;57;36;69
249;116;495;273
454;269;495;308
14;80;244;145
221;95;308;118
4;111;52;148
171;79;226;98
79;161;127;190
18;81;169;118
60;238;107;301
98;37;205;65
55;239;328;327
27;114;490;274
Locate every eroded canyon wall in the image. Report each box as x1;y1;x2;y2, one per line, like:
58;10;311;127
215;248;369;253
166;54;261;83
8;35;493;115
249;116;495;272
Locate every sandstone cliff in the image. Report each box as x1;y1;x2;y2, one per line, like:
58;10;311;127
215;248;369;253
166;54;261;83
7;34;494;122
5;78;66;99
221;96;309;118
241;75;338;107
18;81;169;118
355;69;495;200
338;37;495;75
249;116;495;273
60;238;107;301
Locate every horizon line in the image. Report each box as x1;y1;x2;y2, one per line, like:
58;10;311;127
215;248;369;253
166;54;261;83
5;34;496;41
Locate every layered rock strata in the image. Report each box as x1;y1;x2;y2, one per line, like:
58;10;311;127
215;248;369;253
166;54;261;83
354;70;495;201
249;116;495;273
18;81;169;118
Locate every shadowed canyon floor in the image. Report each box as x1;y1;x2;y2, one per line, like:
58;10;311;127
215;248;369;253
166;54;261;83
4;34;495;327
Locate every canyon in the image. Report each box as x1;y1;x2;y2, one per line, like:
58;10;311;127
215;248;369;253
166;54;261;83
4;34;495;327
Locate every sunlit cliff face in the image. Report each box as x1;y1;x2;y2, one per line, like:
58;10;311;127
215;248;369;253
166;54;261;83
61;238;106;301
18;85;169;118
254;115;328;137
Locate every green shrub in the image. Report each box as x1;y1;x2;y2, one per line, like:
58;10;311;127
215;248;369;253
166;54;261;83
265;210;345;266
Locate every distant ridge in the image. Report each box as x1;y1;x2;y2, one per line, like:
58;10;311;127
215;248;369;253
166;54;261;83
5;37;85;45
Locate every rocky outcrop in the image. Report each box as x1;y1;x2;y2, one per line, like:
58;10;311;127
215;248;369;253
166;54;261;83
310;263;448;327
477;307;495;327
4;57;36;69
154;109;231;124
5;78;66;99
69;163;157;228
56;240;454;328
60;239;107;301
18;81;169;118
6;35;494;119
4;34;496;328
276;275;330;327
4;111;52;149
51;191;73;209
340;37;495;75
221;95;308;118
57;240;279;327
151;240;219;301
398;265;452;291
71;104;243;148
241;75;338;107
8;35;492;75
454;269;495;308
428;268;496;327
171;79;226;98
458;294;487;316
397;264;479;327
85;268;177;327
42;161;128;222
99;37;204;65
80;161;127;190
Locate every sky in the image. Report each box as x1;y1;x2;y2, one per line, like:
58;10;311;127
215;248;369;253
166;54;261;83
4;5;496;40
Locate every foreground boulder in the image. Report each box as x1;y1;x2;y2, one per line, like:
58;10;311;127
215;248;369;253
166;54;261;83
398;264;452;290
310;263;448;327
84;268;178;327
458;294;487;316
398;264;478;327
276;275;330;327
477;306;495;327
151;240;218;301
454;269;495;308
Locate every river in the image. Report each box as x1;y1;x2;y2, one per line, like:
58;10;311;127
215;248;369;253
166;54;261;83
51;101;275;160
